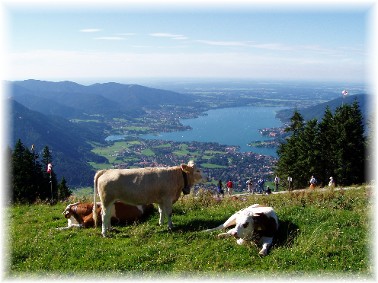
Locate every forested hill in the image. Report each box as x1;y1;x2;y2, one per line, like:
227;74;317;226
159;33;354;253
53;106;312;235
9;80;196;119
9;99;107;186
277;94;370;126
8;80;197;187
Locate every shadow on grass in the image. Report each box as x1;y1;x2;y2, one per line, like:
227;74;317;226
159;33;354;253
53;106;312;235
274;220;299;248
172;219;225;232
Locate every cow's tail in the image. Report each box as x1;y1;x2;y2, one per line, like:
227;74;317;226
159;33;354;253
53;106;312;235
93;170;106;227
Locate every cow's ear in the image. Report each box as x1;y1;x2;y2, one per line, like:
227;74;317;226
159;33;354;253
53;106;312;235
181;164;191;173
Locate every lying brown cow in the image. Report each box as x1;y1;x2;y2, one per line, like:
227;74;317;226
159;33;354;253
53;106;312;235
94;160;205;237
57;201;154;230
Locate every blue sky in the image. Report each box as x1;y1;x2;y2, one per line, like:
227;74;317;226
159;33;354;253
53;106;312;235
3;1;374;83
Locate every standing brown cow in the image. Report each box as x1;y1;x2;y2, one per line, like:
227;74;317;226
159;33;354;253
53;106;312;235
93;161;204;237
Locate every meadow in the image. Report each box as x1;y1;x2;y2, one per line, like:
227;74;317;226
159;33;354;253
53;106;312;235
6;186;374;280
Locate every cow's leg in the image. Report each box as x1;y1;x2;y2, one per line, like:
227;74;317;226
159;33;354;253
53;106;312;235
158;204;164;226
259;236;273;256
217;227;235;238
203;211;239;232
101;204;112;237
158;202;173;230
166;204;173;230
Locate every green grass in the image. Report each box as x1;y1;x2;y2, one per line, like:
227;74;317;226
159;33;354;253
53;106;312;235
153;143;172;149
141;148;155;157
6;186;373;279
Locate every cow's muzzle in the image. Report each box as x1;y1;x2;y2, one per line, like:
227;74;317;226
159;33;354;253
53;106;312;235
231;231;239;239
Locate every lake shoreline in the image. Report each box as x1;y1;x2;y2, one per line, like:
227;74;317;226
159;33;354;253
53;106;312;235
107;106;287;157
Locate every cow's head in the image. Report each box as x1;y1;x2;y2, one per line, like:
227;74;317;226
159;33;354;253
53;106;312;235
231;213;255;241
231;211;277;241
181;160;205;184
62;202;80;219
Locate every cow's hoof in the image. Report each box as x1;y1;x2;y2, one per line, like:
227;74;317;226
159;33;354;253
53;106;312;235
236;238;247;245
258;249;268;256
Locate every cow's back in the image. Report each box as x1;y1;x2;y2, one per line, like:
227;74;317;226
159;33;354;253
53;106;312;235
97;167;182;206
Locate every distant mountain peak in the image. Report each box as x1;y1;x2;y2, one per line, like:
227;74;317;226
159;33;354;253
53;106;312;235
10;79;196;119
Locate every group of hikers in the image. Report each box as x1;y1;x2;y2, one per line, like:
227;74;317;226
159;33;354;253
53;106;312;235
309;175;336;189
216;176;279;197
215;174;336;197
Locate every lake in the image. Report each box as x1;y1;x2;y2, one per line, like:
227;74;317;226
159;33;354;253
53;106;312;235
141;106;285;156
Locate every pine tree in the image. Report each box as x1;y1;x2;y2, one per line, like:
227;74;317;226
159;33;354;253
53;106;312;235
333;101;366;185
11;140;43;203
317;107;337;185
285;110;305;136
297;119;321;186
275;110;305;189
11;141;63;204
275;100;366;189
57;177;72;201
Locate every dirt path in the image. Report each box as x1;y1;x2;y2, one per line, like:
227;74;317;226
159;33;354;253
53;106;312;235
232;184;371;198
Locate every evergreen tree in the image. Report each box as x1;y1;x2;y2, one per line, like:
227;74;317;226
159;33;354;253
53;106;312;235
11;140;43;203
333;101;365;185
285;110;305;136
57;177;72;201
297;119;321;186
275;101;366;189
275;110;305;189
10;140;62;204
317;107;338;185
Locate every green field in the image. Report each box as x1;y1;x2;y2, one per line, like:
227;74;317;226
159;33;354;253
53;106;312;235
6;186;373;279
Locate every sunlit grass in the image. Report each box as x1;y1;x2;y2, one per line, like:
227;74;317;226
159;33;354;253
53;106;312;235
7;186;373;279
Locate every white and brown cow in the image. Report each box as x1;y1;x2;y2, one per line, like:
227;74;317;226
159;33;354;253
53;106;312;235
203;204;279;256
58;201;154;230
93;160;205;237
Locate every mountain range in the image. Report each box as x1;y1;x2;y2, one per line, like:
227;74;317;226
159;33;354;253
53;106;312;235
8;79;370;187
9;79;195;119
276;93;370;126
9;80;196;186
9;99;108;186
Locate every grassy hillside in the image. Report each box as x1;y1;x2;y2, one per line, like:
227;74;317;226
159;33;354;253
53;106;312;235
6;186;373;279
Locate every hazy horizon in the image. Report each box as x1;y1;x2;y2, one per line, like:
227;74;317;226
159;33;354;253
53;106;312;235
4;1;371;84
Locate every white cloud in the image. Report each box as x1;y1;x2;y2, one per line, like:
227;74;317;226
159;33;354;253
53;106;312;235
116;33;136;36
149;33;188;40
79;28;102;33
196;39;365;59
172;36;188;40
196;40;248;47
94;36;125;40
150;33;180;37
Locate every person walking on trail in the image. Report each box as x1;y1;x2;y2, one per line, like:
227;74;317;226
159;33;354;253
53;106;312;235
287;176;293;191
274;175;280;192
328;176;335;187
217;180;224;198
226;179;233;196
257;178;265;194
246;178;253;194
309;175;317;189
